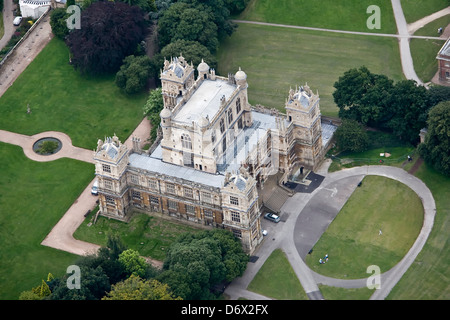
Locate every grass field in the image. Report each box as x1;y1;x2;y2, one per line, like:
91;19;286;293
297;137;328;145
217;23;403;117
0;38;147;150
247;249;308;300
401;0;450;23
305;176;424;279
74;212;203;262
410;15;449;83
0;142;94;299
237;0;397;34
387;162;450;300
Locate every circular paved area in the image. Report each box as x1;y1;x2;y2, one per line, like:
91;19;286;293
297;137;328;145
292;165;436;299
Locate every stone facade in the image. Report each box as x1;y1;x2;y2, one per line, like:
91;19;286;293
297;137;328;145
93;55;334;254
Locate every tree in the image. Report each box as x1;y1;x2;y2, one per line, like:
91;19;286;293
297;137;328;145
115;55;152;94
419;101;450;176
65;1;149;75
333;66;393;127
386;79;429;144
49;266;111;300
160;39;218;72
143;88;164;141
118;249;149;278
334;119;369;153
158;229;248;299
157;2;219;53
102;275;181;300
50;7;70;40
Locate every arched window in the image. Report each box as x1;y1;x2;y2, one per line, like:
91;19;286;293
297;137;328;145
181;134;192;149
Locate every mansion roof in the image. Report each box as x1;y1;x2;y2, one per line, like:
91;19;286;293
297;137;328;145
173;79;237;126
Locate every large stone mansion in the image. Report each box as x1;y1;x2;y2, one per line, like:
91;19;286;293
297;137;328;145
93;55;336;254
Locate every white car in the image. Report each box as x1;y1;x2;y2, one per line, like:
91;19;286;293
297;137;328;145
91;179;99;195
262;230;268;236
13;16;22;26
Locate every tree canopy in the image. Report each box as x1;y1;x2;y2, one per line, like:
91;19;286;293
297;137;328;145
333;66;438;144
65;1;149;75
158;229;248;299
419;101;450;176
115;55;152;94
334;119;369;153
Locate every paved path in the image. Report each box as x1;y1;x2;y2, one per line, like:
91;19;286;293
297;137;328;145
0;0;16;51
225;163;436;300
0;13;53;97
0;118;152;256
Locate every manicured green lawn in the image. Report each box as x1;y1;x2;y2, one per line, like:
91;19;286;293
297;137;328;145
0;142;94;299
319;285;374;300
410;15;448;83
247;249;308;300
238;0;397;34
305;176;424;279
74;212;203;262
0;38;147;150
217;23;403;117
387;162;450;300
401;0;450;23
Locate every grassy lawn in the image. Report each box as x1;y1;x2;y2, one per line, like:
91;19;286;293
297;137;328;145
0;38;147;150
387;162;450;300
74;211;203;262
0;142;94;300
319;285;374;300
247;249;308;300
305;176;424;279
401;0;450;23
217;23;403;117
237;0;397;34
328;130;415;171
410;15;449;83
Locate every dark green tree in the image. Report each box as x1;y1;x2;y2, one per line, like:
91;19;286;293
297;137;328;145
419;101;450;176
157;2;219;53
115;55;152;94
160;39;218;72
49;266;110;300
158;229;248;299
333;66;393;127
50;8;70;40
334;119;369;153
387;79;429;144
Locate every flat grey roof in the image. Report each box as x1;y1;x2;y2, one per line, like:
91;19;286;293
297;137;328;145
128;152;224;188
173;79;237;125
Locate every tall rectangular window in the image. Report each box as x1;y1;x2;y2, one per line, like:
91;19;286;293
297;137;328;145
231;211;240;222
168;200;177;210
148;179;158;190
183;187;193;199
230;196;239;206
104;180;113;190
220;118;225;133
102;164;111;173
186;204;195;215
227;108;233;123
166;183;175;194
202;191;212;203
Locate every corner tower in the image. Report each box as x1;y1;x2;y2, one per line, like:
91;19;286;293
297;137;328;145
93;135;130;221
160;55;195;109
285;84;323;170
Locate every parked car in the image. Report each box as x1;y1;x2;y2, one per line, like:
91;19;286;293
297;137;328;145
262;229;268;236
91;179;99;195
13;16;22;26
264;212;280;223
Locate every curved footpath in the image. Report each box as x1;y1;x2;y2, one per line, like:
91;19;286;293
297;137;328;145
225;164;436;300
